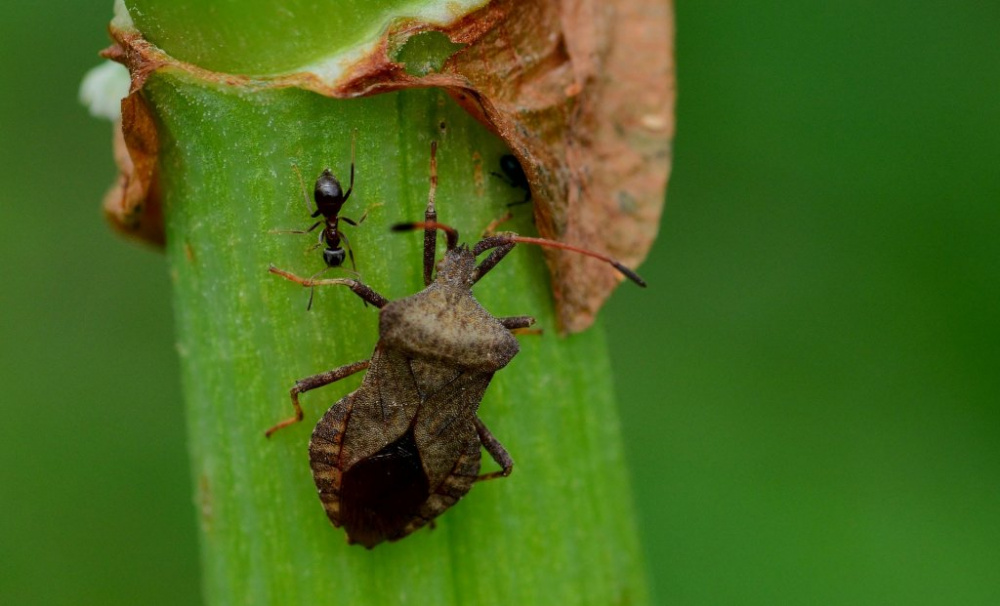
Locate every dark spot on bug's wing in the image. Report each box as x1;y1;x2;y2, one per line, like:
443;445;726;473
340;427;430;548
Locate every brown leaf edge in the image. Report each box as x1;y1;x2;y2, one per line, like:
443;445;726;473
102;0;674;332
99;43;163;246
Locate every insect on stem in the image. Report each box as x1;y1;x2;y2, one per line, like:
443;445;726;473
266;140;648;549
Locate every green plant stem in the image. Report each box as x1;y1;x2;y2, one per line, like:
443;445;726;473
149;70;648;605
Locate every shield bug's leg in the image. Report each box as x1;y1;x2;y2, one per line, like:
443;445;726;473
269;265;388;308
511;327;544;336
393;143;462;283
265;360;370;437
500;316;542;336
470;239;516;284
473;417;514;481
300;265;362;311
499;315;536;330
423;141;439;286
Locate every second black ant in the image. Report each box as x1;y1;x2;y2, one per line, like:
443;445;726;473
492;153;531;207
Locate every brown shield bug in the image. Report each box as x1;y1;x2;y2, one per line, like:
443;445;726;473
266;143;646;548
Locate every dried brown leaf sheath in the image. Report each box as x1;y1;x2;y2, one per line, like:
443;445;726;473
103;0;674;331
102;91;162;246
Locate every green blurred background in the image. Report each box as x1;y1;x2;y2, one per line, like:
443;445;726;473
2;1;997;604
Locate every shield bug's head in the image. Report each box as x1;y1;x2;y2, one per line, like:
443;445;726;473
434;245;477;288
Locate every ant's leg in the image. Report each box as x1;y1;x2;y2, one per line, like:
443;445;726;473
303;265;342;311
342;130;356;203
423;142;439;286
269;265;388;308
300;229;324;254
328;231;367;308
508;191;531;207
473;417;514;481
490;171;514;187
339;231;358;273
291;164;315;215
498;315;536;330
341;201;383;227
270;221;322;235
265;359;369;437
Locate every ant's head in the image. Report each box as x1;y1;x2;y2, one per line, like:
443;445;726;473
314;168;346;214
499;154;527;183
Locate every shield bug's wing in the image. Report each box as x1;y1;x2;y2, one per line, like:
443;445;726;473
310;381;433;548
309;345;432;548
405;430;483;540
412;368;493;487
335;345;423;468
413;367;498;502
404;369;514;536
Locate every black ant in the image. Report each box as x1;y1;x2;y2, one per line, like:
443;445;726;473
492;154;531;207
305;164;358;270
279;136;372;308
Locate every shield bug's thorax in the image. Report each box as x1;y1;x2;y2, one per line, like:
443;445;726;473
379;245;520;376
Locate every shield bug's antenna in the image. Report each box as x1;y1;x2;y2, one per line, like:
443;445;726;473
472;234;647;287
